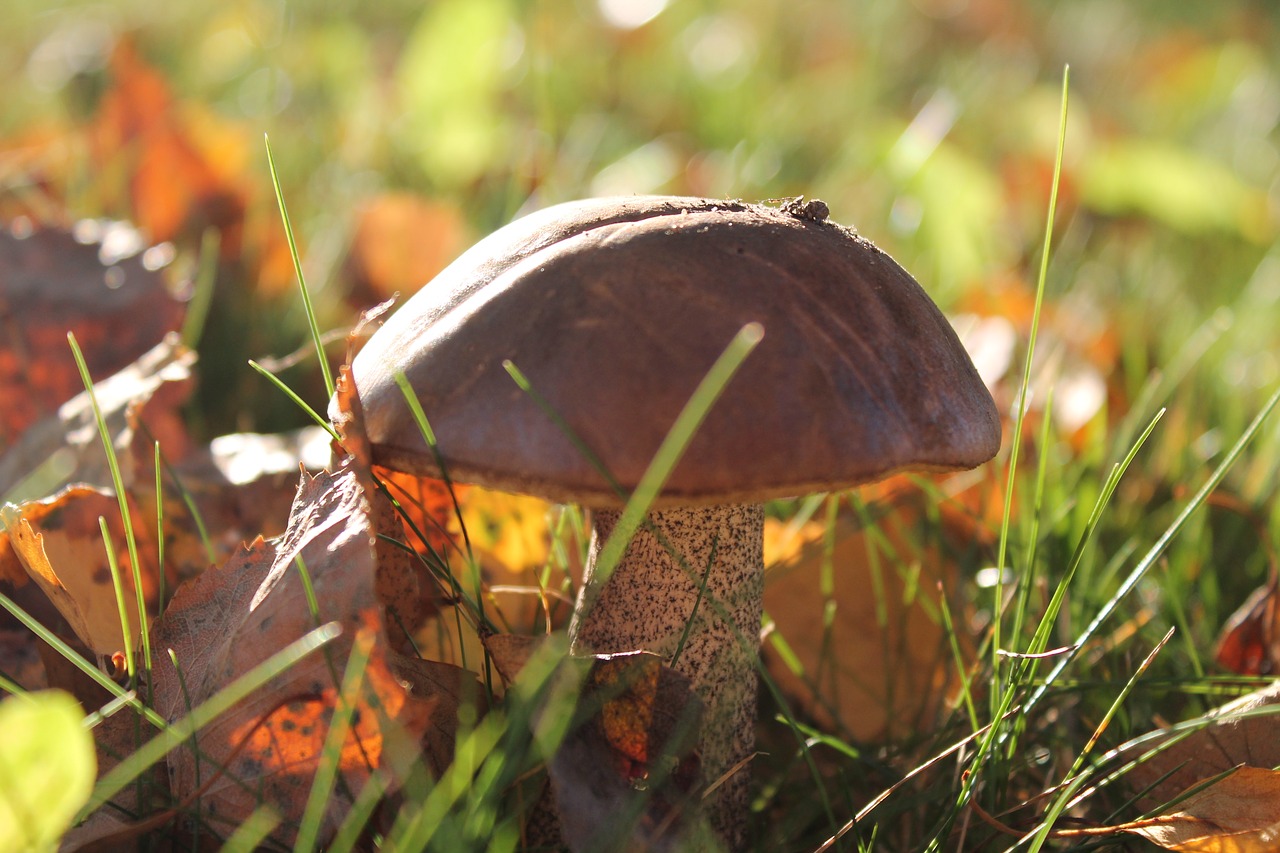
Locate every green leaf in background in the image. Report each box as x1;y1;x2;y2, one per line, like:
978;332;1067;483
1081;139;1271;240
396;0;516;187
0;691;95;853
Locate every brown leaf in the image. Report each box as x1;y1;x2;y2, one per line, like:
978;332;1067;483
0;220;186;448
483;633;545;684
91;39;245;246
1216;579;1280;676
1124;681;1280;809
140;459;447;846
0;334;195;499
152;426;332;584
1123;766;1280;851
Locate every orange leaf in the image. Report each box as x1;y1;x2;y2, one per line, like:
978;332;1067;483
346;192;471;305
1;487;157;658
0;222;186;447
141;459;457;846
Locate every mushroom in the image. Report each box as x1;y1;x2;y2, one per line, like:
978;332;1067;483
335;196;1001;845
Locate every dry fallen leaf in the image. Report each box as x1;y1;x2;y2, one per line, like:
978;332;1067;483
0;220;186;450
762;488;989;741
0;334;195;499
1123;681;1280;809
1122;766;1280;851
136;459;459;846
1;486;160;659
548;650;711;853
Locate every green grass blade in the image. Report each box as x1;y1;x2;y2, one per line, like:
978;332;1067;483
0;588;157;723
97;516;135;679
1027;381;1280;715
991;64;1070;707
247;359;340;440
180;226;221;350
579;322;764;616
219;804;282;852
295;629;373;853
68;332;152;678
264;134;334;398
1026;627;1174;852
153;442;166;610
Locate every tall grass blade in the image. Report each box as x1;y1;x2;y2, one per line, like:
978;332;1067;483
991;64;1070;704
67;333;152;678
581;322;763;614
97;516;135;679
264;134;334;398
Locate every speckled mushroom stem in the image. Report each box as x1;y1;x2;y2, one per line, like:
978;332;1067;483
569;503;765;849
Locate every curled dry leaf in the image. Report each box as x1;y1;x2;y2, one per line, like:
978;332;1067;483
1122;680;1280;809
136;459;463;846
0;486;160;658
0;219;186;448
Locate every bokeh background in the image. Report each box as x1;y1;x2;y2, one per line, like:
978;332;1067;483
5;2;1280;846
4;0;1277;436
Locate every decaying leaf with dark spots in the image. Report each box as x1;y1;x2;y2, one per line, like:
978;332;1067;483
134;458;464;847
0;334;195;499
0;219;185;448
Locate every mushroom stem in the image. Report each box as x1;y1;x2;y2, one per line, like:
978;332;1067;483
570;503;765;847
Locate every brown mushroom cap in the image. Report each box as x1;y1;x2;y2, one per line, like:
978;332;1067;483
339;196;1001;507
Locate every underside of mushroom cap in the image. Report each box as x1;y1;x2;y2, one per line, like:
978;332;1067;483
337;196;1002;508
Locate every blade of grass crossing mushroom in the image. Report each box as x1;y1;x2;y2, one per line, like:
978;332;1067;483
393;371;475;558
383;377;499;677
584;322;764;614
502;359;626;499
80;622;342;817
69;332;153;680
265;134;334;398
